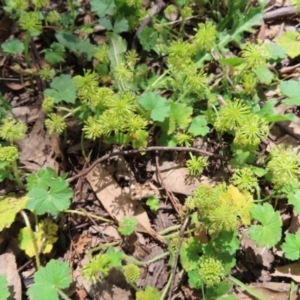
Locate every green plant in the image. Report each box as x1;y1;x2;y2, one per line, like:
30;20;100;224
0;275;9;300
27;259;72;300
118;217;138;236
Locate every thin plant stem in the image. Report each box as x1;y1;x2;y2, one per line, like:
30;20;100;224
55;288;72;300
123;251;169;266
87;241;120;259
228;275;268;300
64;209;113;223
19;210;41;270
80;131;88;162
160;272;173;300
162;227;196;239
24;31;31;67
158;224;181;236
11;160;24;189
66;0;75;31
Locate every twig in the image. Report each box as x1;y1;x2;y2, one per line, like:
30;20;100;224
263;6;298;21
131;0;167;49
67;146;217;183
155;151;182;214
167;216;190;300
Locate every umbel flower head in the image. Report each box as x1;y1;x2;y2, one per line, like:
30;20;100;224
198;256;225;287
122;264;140;283
267;145;300;187
241;41;271;69
194;21;217;51
19;12;43;36
0;116;27;143
0;145;19;163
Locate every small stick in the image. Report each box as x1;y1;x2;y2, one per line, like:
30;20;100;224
131;0;166;49
263;6;298;21
167;216;190;300
67;146;216;183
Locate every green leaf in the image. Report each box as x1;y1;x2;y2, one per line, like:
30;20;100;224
167;101;192;134
113;18;129;33
254;65;274;84
288;189;300;214
0;275;10;300
27;259;72;300
180;237;202;272
118;217;138;236
205;281;233;300
139;26;159;51
26;177;73;216
90;0;116;17
189;116;210;137
138;92;170;122
55;32;79;51
219;57;243;66
282;233;300;260
258;98;296;122
158;132;177;147
146;196;160;211
279;79;300;106
44;42;65;65
187;269;202;289
1;39;24;55
99;18;113;30
107;33;127;70
26;167;59;191
277;31;300;59
269;42;287;61
106;247;122;267
44;74;77;104
248;203;282;248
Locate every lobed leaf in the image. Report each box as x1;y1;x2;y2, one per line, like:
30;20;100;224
27;259;72;300
248;203;282;248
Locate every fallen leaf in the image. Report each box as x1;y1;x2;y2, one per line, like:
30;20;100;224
85;164;155;236
0;253;22;300
17;112;64;173
272;261;300;282
236;282;298;300
153;161;215;195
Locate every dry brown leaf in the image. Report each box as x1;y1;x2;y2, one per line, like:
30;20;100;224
236;282;298;300
4;80;31;90
73;233;92;255
241;235;274;268
85;164;155;236
0;253;21;300
153;161;215;195
17;112;64;173
272;261;300;282
12;106;40;123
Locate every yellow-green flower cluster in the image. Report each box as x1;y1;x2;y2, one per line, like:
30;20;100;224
0;117;27;143
198;257;225;287
0;145;19;163
123;264;140;283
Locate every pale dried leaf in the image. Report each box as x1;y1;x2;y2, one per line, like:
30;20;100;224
85;164;155;235
0;253;21;300
236;282;297;300
17;113;64;173
272;261;300;282
153;161;214;195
